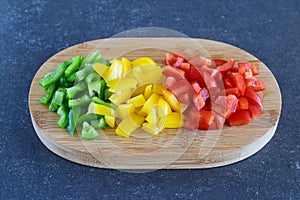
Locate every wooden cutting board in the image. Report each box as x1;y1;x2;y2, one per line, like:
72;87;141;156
28;38;281;170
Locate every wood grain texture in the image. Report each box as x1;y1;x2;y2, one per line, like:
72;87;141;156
28;38;281;170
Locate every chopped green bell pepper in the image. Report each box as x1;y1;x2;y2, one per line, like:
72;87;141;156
64;56;82;78
66;82;86;99
39;60;71;89
76;113;98;126
90;117;107;130
40;82;58;105
52;88;66;106
57;105;69;128
91;97;117;109
66;106;81;135
68;95;90;108
81;122;99;140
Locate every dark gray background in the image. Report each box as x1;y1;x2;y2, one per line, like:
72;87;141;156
0;0;299;199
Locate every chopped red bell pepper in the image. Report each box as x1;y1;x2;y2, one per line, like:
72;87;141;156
189;65;204;84
168;79;191;97
244;87;263;108
191;81;201;94
225;94;238;119
248;103;264;119
238;97;249;110
251;64;259;76
165;76;177;87
184;106;200;131
193;93;206;110
227;110;252;126
248;79;266;92
238;63;251;74
244;70;253;79
213;59;227;67
200;88;209;101
217;58;235;74
173;52;189;61
174;57;184;67
225;87;240;97
223;76;235;89
180;62;191;74
163;65;185;80
177;91;192;104
198;110;215;130
165;53;177;66
213;112;225;129
230;72;246;96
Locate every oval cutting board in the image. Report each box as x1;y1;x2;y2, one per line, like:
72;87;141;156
28;38;281;170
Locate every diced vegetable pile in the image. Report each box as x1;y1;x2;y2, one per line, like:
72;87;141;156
39;50;265;139
164;52;265;130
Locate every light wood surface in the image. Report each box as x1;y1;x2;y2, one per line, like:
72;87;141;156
28;38;281;170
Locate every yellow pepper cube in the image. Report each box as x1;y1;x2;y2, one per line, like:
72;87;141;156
127;94;146;108
109;89;132;105
102;59;123;82
116;114;145;137
94;104;115;117
152;84;164;95
144;84;153;99
162;88;181;113
140;93;160;114
131;85;147;97
157;97;172;117
131;57;156;68
164;112;183;128
121;57;132;76
104;115;115;128
115;127;130;138
145;106;158;125
133;65;163;85
142;123;162;136
116;104;135;119
109;78;137;93
106;78;120;89
93;63;108;76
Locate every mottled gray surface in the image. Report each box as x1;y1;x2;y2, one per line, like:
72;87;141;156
0;0;299;199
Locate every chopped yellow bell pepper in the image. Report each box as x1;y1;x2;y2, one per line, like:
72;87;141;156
157;97;172;117
142;123;162;136
152;84;163;95
109;89;132;105
101;59;123;82
131;57;156;68
121;57;132;76
163;112;183;128
116;103;135;119
106;78;120;88
133;65;163;85
140;93;160;114
93;63;108;76
104;115;115;128
127;94;146;108
115;127;130;138
162;88;181;113
108;78;137;93
145;106;158;125
157;116;166;131
94;103;115;117
131;84;147;97
144;84;153;99
116;114;145;137
88;102;115;117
